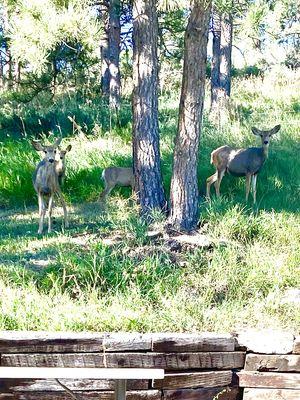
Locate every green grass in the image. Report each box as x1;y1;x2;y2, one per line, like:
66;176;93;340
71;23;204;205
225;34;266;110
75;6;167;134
0;69;299;332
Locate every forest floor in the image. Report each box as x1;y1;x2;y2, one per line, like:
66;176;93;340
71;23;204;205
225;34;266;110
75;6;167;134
0;71;299;333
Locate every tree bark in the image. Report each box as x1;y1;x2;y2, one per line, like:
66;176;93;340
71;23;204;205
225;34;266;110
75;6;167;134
210;10;221;111
99;1;110;96
132;0;166;217
220;13;233;97
169;0;211;231
108;0;121;110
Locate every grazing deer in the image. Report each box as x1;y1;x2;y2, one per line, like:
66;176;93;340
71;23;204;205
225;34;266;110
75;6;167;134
206;125;281;203
99;167;134;201
32;138;71;234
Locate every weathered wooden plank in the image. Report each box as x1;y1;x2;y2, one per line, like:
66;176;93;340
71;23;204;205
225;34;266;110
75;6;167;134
245;354;300;372
153;370;232;389
234;330;294;354
243;388;300;400
163;386;240;400
0;378;147;392
0;390;161;400
293;337;300;354
0;332;152;353
1;352;245;370
237;371;300;389
151;333;234;352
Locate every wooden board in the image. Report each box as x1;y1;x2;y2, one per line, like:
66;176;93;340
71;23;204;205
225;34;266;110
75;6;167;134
1;352;245;370
0;367;164;380
153;370;232;389
237;371;300;389
243;388;300;400
0;390;162;400
163;386;240;400
0;332;152;353
0;378;147;392
234;330;294;354
293;337;300;354
245;354;300;372
151;333;234;352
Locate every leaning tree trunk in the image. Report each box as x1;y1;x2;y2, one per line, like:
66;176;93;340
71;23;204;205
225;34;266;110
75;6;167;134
132;0;166;216
108;0;121;110
210;10;221;111
220;13;233;97
169;0;211;231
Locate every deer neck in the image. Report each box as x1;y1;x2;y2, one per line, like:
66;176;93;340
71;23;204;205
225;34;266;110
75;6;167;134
262;144;269;159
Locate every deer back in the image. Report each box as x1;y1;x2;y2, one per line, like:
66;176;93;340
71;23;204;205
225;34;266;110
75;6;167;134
227;147;265;177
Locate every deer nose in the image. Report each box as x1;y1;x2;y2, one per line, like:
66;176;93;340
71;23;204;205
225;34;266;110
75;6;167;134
264;141;269;145
49;158;54;163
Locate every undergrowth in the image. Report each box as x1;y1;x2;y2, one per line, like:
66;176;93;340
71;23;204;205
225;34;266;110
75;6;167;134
0;69;299;332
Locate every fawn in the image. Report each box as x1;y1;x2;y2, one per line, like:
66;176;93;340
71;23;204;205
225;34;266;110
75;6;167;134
98;167;134;201
206;125;281;203
32;138;71;234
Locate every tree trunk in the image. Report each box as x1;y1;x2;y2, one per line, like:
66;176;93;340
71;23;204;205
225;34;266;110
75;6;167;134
109;0;121;110
132;0;166;217
169;0;211;231
220;13;233;97
210;10;221;111
99;2;110;96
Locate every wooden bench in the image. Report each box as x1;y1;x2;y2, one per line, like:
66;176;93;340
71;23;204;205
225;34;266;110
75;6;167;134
0;366;164;400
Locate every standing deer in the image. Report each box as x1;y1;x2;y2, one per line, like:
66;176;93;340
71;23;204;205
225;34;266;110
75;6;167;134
32;138;71;234
206;125;281;203
55;144;72;186
99;167;134;201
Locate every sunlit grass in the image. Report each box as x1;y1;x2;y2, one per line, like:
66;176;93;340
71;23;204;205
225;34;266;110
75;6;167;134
0;70;299;332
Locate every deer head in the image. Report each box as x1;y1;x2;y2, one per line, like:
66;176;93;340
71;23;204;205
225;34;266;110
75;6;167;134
251;125;281;156
31;137;62;164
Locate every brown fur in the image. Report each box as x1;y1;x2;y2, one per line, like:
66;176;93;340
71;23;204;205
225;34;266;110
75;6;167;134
98;167;134;201
206;125;281;203
32;138;71;234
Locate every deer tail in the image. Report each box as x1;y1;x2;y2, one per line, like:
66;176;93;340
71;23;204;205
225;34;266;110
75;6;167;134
210;149;218;165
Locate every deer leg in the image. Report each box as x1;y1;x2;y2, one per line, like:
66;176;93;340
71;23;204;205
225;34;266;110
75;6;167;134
98;183;114;202
252;174;257;204
245;173;251;201
206;172;218;199
56;190;69;228
48;194;54;233
215;169;225;197
38;193;46;234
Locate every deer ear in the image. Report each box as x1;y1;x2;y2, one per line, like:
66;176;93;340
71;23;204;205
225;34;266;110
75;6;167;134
54;137;62;147
251;127;262;136
31;140;44;151
66;144;72;152
270;124;281;136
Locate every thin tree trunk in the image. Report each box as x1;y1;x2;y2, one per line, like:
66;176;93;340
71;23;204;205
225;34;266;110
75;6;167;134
99;1;110;96
7;49;13;89
132;0;166;217
220;13;233;97
109;0;121;110
169;0;211;231
210;10;221;111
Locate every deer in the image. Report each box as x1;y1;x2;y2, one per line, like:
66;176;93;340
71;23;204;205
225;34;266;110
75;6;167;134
55;144;72;186
98;167;134;201
32;138;71;234
206;124;281;204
